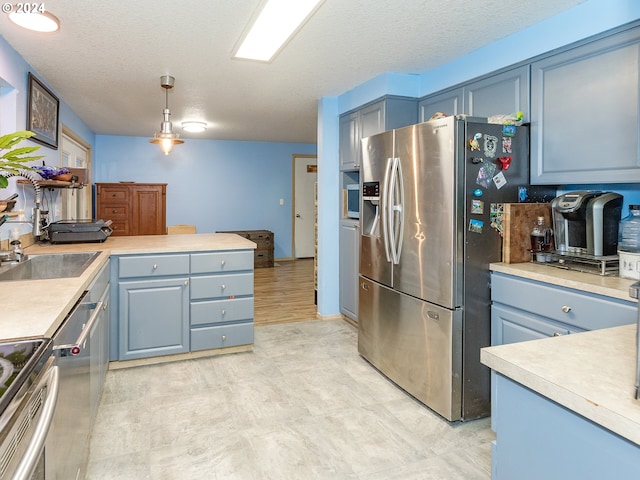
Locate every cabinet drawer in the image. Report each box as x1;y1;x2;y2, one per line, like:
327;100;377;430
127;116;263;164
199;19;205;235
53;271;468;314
118;254;190;278
491;304;583;345
191;322;254;351
191;251;253;274
98;205;128;218
191;298;254;326
491;273;636;330
190;273;253;299
99;187;128;202
109;221;130;236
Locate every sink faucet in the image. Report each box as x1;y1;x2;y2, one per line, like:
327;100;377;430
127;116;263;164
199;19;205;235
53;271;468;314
0;171;47;238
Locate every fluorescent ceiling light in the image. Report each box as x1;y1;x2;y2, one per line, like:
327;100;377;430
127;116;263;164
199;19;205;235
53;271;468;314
8;11;60;32
182;121;207;133
234;0;324;62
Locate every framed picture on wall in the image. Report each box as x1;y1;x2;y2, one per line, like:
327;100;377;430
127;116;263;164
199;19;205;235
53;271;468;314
27;72;59;149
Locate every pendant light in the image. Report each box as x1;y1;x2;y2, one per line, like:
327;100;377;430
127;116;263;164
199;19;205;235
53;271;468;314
149;75;184;155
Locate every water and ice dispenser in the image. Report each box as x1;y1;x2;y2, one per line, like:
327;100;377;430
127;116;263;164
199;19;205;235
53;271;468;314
362;181;380;237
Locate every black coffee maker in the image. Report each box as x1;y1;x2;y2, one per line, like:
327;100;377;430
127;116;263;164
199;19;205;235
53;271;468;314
551;191;623;257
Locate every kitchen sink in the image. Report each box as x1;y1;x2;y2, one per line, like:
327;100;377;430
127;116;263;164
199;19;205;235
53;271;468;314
0;251;100;281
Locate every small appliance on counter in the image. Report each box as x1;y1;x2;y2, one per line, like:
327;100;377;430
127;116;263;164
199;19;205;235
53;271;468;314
551;191;623;256
546;191;623;275
48;219;113;244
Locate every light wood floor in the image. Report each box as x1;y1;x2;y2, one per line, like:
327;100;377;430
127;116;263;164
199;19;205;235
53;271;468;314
253;258;317;326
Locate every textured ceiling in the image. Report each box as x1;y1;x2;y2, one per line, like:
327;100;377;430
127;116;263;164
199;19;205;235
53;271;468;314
0;0;584;143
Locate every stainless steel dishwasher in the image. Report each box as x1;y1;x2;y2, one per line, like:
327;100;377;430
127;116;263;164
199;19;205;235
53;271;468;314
45;263;109;480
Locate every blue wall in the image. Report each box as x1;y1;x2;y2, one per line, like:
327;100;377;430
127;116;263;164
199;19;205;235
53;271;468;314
94;135;316;258
0;35;95;241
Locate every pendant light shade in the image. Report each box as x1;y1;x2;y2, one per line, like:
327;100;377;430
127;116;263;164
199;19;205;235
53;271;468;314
149;75;184;155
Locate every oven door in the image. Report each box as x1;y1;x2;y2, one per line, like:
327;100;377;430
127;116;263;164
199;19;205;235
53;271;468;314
0;356;59;480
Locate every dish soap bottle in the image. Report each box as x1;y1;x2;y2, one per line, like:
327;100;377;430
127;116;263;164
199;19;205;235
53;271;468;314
530;216;553;262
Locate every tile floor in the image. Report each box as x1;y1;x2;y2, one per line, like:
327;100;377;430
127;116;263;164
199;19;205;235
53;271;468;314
86;319;493;479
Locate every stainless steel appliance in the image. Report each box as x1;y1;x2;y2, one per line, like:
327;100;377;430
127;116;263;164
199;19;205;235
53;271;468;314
0;339;59;480
46;279;108;480
358;115;531;421
551;191;623;256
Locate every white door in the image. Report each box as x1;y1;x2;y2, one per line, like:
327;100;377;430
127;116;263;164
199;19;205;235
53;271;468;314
293;155;317;258
61;131;91;220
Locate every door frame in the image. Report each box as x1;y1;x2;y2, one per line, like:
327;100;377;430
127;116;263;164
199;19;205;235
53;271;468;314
61;125;92;219
291;154;317;259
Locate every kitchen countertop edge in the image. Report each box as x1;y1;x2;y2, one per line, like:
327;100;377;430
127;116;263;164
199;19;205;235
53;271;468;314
481;324;640;446
490;261;638;302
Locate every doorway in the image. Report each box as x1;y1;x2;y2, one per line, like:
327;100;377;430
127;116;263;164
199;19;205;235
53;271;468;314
292;154;317;259
60;128;92;220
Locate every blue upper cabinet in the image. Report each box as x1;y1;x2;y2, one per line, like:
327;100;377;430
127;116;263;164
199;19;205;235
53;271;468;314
419;65;529;122
339;96;417;171
530;26;640;185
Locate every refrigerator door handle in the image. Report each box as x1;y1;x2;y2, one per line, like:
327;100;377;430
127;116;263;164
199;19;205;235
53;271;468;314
382;157;394;262
388;157;404;264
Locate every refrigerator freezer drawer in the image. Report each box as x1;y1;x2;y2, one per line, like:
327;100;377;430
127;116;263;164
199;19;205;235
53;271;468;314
357;276;463;421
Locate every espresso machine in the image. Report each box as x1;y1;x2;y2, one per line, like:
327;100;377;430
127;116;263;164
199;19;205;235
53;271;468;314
551;191;623;257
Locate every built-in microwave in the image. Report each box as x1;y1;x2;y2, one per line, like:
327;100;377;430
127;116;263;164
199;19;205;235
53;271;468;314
346;184;360;219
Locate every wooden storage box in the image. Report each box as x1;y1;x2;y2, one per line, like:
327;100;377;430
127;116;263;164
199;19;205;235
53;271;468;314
219;230;274;268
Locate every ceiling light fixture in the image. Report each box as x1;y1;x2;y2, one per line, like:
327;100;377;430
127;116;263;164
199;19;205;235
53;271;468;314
149;75;184;155
181;121;207;133
233;0;325;62
8;10;60;32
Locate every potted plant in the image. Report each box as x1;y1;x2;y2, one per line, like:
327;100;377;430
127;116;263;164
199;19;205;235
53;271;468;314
0;130;44;189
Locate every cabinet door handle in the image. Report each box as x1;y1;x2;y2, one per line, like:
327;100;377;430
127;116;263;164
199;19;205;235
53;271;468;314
221;335;227;342
221;284;226;290
221;260;226;266
184;280;188;286
561;305;571;313
153;264;158;270
221;309;226;315
553;332;564;337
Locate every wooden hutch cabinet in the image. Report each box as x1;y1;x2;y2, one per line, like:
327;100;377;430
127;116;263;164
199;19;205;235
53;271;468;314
96;182;167;236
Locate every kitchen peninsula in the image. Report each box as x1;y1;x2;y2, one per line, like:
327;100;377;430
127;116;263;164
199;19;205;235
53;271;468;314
484;261;640;479
1;233;256;357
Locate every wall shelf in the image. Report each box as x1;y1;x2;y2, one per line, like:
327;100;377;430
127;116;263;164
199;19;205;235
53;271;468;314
17;179;85;189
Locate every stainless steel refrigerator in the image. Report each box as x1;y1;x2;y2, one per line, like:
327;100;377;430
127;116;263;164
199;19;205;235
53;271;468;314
358;115;529;421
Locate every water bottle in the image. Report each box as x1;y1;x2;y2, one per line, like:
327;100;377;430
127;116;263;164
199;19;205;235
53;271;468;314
618;205;640;253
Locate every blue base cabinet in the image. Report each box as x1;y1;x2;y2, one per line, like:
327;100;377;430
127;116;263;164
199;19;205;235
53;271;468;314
190;251;254;351
493;374;640;480
111;249;254;361
490;271;638;479
491;272;636;346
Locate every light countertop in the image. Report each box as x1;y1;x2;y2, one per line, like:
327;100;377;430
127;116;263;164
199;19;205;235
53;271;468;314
481;324;640;446
491;261;637;302
1;233;255;341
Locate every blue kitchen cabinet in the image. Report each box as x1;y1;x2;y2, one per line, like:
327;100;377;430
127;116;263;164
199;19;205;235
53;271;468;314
490;272;636;346
115;253;190;361
492;373;640;480
111;250;255;361
490;270;638;479
530;26;640;184
339;96;417;170
419;65;529;122
190;251;254;351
